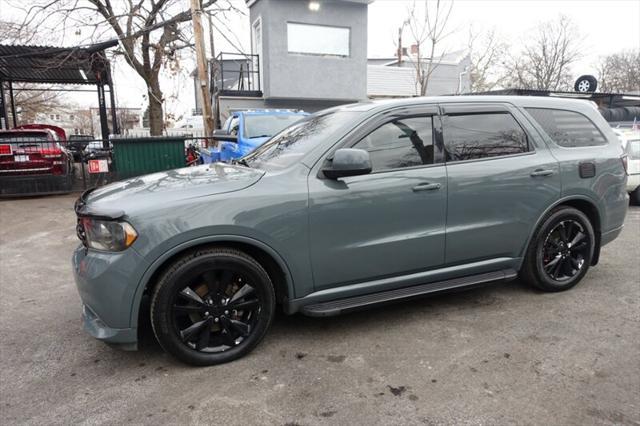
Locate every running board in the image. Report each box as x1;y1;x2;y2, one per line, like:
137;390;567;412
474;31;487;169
300;269;518;317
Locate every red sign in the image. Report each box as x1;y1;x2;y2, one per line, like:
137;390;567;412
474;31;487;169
88;159;109;173
0;144;12;156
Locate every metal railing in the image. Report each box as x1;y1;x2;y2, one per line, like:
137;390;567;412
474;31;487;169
210;52;262;97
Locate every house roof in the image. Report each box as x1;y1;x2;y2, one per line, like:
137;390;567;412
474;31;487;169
368;49;470;67
0;41;117;84
367;65;417;97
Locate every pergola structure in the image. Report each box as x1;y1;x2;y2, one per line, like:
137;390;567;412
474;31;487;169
472;88;640;108
0;40;119;145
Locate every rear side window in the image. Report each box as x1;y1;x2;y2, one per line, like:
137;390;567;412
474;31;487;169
526;108;607;147
353;116;434;171
442;112;529;162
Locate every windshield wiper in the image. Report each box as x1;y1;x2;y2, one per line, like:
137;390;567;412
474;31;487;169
233;158;250;167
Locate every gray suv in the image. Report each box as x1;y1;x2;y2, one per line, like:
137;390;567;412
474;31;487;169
73;96;628;365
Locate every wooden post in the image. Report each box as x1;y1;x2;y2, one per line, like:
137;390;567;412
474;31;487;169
191;0;215;138
207;11;219;129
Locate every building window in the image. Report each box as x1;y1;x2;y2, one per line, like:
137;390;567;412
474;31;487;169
49;114;55;120
55;114;61;120
287;22;350;57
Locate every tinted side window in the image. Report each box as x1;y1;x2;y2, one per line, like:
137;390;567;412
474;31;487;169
526;108;607;147
353;116;434;171
443;112;529;162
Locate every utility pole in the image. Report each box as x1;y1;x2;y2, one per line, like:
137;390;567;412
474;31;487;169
397;19;410;67
397;26;403;67
207;11;219;129
190;0;214;137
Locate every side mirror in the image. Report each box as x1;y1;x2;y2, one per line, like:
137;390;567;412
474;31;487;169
212;129;238;143
323;148;372;179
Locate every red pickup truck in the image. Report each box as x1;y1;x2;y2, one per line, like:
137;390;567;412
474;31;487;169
0;125;74;196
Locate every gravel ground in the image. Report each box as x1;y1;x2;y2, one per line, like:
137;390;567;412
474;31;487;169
0;194;638;426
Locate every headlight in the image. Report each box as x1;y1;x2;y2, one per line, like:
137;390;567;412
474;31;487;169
78;217;138;251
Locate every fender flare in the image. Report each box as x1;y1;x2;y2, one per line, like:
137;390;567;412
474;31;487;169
128;234;296;329
519;195;602;268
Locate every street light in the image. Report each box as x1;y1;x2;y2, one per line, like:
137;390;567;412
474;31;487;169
309;1;320;12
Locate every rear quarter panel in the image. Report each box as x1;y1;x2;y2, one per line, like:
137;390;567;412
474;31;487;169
521;101;628;234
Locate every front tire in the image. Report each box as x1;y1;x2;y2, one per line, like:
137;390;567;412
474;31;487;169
150;247;275;366
521;206;595;292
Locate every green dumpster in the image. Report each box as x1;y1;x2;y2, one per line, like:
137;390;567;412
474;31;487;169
111;136;185;179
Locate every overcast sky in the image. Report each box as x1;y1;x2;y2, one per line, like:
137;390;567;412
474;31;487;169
3;0;639;121
369;0;640;67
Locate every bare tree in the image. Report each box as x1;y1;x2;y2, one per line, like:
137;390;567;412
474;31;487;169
11;87;66;125
467;27;508;92
503;16;580;91
69;109;94;135
596;50;640;93
405;0;455;96
10;0;239;135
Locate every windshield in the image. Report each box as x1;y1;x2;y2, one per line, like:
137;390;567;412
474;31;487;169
243;114;306;139
243;110;359;171
0;133;49;143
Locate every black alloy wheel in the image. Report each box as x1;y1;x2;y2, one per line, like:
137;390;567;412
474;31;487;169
172;269;261;352
151;248;275;366
540;220;590;282
521;206;595;292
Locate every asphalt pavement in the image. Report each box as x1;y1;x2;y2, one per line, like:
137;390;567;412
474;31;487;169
0;194;638;425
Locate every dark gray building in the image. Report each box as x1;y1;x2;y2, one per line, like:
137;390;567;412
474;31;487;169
208;0;371;121
197;0;469;123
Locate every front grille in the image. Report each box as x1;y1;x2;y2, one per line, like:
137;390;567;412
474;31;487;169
76;218;87;246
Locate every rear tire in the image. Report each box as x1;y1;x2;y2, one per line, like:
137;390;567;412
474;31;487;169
521;206;595;292
150;247;275;366
632;188;640;206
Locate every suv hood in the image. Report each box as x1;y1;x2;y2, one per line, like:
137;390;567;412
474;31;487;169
84;163;264;214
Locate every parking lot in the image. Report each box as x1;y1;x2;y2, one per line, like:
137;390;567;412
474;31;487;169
0;194;638;425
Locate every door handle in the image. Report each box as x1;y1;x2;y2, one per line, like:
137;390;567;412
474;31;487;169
530;169;555;177
412;183;441;192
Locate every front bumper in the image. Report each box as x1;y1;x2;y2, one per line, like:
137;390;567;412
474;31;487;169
72;244;150;349
82;305;138;350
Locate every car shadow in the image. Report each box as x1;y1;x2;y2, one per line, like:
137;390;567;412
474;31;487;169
271;278;527;335
135;278;532;357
